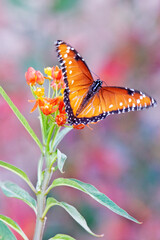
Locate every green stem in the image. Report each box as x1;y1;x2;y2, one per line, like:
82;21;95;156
39;111;47;145
50;126;60;152
46;123;55;152
33;167;53;240
36;155;44;191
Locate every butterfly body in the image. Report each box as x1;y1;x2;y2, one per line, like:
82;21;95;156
55;40;157;125
76;79;103;117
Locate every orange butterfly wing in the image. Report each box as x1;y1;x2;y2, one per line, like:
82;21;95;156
55;40;157;125
75;87;156;122
55;40;94;124
98;87;156;114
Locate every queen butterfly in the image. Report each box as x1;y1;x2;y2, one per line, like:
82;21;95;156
55;40;157;125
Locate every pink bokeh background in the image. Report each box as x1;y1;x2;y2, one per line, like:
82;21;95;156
0;0;160;239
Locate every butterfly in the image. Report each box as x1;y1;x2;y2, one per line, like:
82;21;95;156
55;40;157;125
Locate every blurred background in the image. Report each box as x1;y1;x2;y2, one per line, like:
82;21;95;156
0;0;160;239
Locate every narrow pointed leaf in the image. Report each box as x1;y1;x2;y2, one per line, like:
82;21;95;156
0;221;17;240
0;160;36;193
47;178;141;224
0;86;43;152
0;182;37;214
57;149;67;173
0;215;29;240
53;127;72;150
49;234;76;240
43;197;103;237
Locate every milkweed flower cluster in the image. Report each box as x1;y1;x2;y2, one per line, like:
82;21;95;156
25;65;85;129
25;66;67;126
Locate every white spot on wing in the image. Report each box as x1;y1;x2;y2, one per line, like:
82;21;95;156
64;54;68;58
109;104;113;108
132;103;135;108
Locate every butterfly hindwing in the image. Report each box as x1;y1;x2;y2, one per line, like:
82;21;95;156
65;87;156;125
99;86;156;114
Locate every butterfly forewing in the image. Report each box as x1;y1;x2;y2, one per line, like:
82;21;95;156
55;40;93;89
55;40;95;124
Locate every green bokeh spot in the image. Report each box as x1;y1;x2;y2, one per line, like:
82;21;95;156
52;0;79;12
7;0;27;8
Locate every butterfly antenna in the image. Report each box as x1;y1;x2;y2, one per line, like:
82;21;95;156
91;70;100;80
91;70;108;86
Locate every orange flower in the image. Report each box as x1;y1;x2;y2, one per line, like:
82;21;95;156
52;66;62;83
40;101;58;115
30;97;60;115
25;67;36;86
73;124;85;129
56;113;67;126
29;98;44;113
55;99;67;126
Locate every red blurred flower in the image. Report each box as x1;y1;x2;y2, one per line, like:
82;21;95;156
25;67;36;86
25;67;44;85
35;71;44;85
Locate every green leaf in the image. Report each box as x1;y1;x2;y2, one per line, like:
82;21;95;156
47;178;141;224
49;234;75;240
0;215;29;240
57;149;67;173
53;127;72;151
0;160;36;193
0;86;43;152
43;197;103;237
0;221;17;240
0;182;37;214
